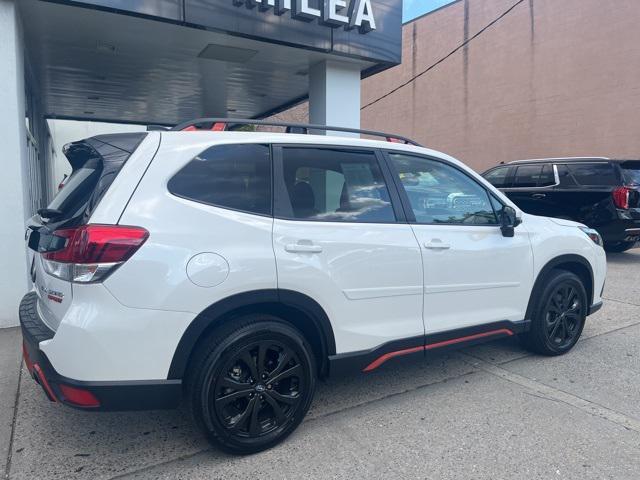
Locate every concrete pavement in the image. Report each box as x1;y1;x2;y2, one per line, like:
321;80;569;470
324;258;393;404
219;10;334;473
0;328;21;479
2;250;640;479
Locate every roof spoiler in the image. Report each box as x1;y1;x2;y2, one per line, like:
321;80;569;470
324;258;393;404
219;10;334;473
62;140;100;171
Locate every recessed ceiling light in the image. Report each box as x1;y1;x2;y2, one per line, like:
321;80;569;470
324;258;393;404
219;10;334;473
198;44;258;63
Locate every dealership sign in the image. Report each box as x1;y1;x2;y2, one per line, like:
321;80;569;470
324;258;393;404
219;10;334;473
233;0;377;32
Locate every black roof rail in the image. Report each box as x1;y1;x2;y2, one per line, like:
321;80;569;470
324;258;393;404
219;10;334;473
146;124;171;131
170;118;421;146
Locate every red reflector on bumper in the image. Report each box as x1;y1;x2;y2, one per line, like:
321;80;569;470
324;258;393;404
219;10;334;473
22;342;34;374
59;384;100;408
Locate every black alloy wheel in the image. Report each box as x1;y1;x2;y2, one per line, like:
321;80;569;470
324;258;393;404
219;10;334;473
187;316;315;454
211;340;306;438
543;283;584;350
520;270;587;356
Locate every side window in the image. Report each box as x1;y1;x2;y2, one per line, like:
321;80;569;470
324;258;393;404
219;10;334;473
389;153;499;225
490;195;505;214
538;164;556;187
483;166;511;188
513;165;542;188
566;163;617;186
556;164;577;186
168;144;271;215
279;148;395;223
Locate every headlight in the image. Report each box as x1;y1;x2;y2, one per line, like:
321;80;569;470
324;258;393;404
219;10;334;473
579;226;603;247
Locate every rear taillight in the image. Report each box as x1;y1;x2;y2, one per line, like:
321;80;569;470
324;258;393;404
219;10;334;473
613;187;631;210
41;225;148;283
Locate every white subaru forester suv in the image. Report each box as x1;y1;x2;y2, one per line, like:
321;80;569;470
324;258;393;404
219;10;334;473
21;119;606;454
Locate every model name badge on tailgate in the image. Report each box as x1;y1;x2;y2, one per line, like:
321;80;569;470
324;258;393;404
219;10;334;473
40;286;64;303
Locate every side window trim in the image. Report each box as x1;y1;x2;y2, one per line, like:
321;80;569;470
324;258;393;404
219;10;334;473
272;144;402;224
380;149;417;223
381;150;501;227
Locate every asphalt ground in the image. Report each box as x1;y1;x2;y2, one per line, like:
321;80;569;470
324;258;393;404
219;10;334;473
2;249;639;479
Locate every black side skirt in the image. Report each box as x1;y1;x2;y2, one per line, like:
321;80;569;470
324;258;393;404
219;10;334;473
329;320;530;376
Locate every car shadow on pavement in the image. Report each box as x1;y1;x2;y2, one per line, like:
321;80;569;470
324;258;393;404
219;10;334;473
606;251;640;265
10;337;529;479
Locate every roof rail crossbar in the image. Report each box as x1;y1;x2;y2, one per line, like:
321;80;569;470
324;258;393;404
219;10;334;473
170;118;421;146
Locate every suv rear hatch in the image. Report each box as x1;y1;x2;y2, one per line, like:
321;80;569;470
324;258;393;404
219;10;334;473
26;133;148;331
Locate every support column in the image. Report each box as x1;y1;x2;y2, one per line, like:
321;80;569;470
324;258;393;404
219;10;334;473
308;60;361;135
0;0;30;328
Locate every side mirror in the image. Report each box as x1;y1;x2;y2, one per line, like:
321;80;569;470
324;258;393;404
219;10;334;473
500;206;521;237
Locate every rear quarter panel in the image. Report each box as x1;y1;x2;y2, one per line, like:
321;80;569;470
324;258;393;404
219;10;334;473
105;134;277;314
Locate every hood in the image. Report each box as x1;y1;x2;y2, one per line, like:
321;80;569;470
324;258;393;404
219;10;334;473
548;217;586;228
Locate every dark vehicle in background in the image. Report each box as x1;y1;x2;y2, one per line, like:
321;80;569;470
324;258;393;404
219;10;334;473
482;157;640;252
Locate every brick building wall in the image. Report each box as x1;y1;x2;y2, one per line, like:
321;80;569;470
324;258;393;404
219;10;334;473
361;0;640;172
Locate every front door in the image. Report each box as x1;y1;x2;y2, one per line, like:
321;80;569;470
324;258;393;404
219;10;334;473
386;152;534;334
272;146;424;354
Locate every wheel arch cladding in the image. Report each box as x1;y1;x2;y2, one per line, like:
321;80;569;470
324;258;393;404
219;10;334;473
167;289;337;380
526;254;594;319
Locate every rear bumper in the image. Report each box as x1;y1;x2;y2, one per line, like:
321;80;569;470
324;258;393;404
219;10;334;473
19;292;182;412
599;219;640;244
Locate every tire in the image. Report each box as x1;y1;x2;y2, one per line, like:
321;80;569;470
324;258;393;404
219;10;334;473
604;241;636;253
520;270;588;356
186;315;316;454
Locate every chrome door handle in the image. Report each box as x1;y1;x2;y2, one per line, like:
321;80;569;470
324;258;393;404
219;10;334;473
285;243;323;254
531;193;546;199
424;241;451;250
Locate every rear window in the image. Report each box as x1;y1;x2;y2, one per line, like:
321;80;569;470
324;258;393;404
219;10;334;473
46;133;147;225
168;144;272;216
565;163;617;186
621;161;640;186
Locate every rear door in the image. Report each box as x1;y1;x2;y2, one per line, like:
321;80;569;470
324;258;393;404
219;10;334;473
502;163;558;216
272;146;424;354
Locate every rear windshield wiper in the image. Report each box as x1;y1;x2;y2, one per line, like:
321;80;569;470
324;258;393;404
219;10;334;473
37;208;63;219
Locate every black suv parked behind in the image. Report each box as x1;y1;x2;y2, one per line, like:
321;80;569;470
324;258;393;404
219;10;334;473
482;157;640;252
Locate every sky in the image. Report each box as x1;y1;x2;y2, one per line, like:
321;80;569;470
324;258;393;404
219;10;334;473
403;0;456;22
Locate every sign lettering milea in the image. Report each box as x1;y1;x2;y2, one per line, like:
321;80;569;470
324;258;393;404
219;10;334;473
233;0;377;33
